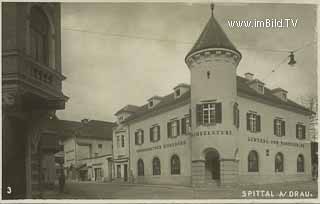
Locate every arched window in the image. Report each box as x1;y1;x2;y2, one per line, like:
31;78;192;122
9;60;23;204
275;152;284;172
137;159;144;176
171;155;180;175
30;6;49;65
297;154;304;172
248;150;259;172
152;157;161;175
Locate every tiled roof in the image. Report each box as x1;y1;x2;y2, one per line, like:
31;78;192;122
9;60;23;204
115;104;140;115
123;76;312;123
185;14;241;60
57;119;116;140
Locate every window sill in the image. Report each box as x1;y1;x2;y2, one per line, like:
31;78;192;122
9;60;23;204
150;140;160;143
168;136;179;139
247;171;259;175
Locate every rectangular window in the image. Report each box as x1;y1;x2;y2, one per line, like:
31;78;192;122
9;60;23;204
274;119;285;137
181;117;191;135
246;112;261;133
135;130;144;145
117;136;120;148
150;126;160;142
168;120;180;138
121;135;125;147
196;102;222;126
296;124;306;139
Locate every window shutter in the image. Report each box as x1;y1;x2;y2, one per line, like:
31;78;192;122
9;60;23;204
181;118;186;135
281;121;285;136
246;113;250;131
296;124;299;138
256;115;261;132
237;109;240;128
215;103;222;123
302;125;306;139
233;105;236;126
167;122;171;138
141;130;144;144
135;132;138;145
177;120;180;136
196;104;202;126
150;127;153;142
189;109;192;128
274;119;277;135
157;126;160;141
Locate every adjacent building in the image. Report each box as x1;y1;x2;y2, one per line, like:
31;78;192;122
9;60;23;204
59;119;115;182
113;6;315;187
2;2;67;198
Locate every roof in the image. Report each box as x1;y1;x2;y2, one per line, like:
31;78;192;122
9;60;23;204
57;119;116;140
115;104;140;116
185;13;241;60
122;76;313;123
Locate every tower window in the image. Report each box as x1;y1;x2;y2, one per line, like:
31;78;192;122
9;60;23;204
196;103;222;126
175;89;180;97
233;103;240;128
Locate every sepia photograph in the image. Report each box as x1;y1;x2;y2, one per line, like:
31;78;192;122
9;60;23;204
1;1;318;202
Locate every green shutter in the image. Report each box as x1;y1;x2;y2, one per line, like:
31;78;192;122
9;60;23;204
302;125;306;139
215;103;222;123
135;132;138;145
256;115;261;132
281;121;285;136
157;126;160;141
196;104;202;126
177;120;180;136
167;122;171;138
296;124;299;139
237;109;240;128
247;113;250;131
274;119;277;135
181;118;186;135
141;130;144;144
150;127;153;142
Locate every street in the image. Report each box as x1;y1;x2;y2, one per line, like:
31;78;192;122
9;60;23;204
42;180;318;199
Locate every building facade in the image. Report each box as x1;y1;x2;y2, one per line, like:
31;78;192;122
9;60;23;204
113;7;314;187
60;119;115;182
2;2;67;198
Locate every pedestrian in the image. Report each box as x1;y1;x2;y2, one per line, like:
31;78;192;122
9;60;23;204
312;163;318;181
59;172;65;193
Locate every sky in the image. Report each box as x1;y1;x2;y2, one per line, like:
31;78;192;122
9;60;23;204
57;2;317;122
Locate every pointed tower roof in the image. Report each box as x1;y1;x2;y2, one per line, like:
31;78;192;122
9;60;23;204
185;5;241;60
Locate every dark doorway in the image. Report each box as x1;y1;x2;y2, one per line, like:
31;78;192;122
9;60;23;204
124;164;128;182
205;149;220;180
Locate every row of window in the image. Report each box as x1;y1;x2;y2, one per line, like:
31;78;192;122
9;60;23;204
137;155;181;176
135;117;190;145
248;151;305;173
197;102;306;139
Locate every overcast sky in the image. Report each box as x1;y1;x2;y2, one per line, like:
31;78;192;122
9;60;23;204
57;3;317;122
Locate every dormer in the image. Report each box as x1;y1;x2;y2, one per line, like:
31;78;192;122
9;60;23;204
245;73;265;94
148;96;162;109
271;88;288;101
115;104;139;123
173;83;190;99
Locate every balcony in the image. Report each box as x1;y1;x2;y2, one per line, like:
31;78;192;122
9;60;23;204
2;50;68;110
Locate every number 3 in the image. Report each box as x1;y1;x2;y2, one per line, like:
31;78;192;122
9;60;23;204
6;186;11;194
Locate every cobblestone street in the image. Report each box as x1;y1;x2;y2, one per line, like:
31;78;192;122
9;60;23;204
42;180;318;200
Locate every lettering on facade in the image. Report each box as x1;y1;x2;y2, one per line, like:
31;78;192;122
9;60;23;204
191;130;232;137
248;137;304;148
136;140;187;153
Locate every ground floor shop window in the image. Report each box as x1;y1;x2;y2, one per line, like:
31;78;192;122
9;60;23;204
117;165;121;178
297;154;304;172
248;150;259;172
171;155;180;175
138;159;144;176
275;152;284;172
153;157;161;175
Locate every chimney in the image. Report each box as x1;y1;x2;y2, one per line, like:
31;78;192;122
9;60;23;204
81;118;89;124
244;72;254;81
